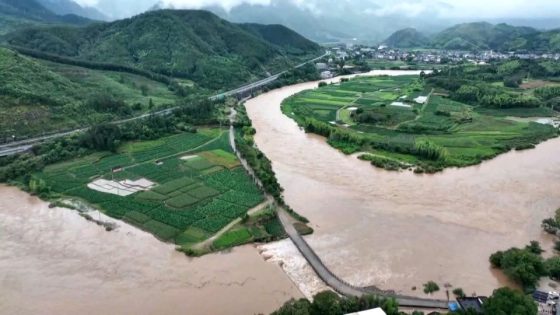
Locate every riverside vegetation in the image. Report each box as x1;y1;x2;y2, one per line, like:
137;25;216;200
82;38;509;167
0;25;321;253
282;60;560;172
271;288;538;315
0;6;321;249
485;208;560;296
1;96;306;255
234;102;311;224
0;5;320;254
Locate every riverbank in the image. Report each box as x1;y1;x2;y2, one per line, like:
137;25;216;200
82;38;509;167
0;185;302;315
245;70;560;300
281;73;558;173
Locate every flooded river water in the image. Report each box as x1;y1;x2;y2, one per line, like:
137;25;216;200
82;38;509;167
246;70;560;299
2;70;560;314
0;185;302;315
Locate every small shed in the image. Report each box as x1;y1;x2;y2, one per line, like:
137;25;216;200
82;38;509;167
345;307;387;315
457;297;487;314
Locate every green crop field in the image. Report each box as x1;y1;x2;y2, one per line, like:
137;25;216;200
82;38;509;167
366;59;446;71
282;74;558;172
35;128;266;249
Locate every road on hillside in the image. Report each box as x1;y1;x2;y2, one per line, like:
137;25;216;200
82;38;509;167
0;52;328;157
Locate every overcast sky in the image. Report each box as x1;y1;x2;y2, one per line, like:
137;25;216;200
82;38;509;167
74;0;560;20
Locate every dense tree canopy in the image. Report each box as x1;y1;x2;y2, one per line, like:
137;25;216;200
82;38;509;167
270;291;399;315
5;10;322;90
489;243;547;289
483;288;537;315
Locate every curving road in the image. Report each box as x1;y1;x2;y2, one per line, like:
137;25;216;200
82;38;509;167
0;52;328;157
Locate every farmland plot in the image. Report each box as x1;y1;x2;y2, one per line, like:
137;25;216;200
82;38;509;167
35;129;266;251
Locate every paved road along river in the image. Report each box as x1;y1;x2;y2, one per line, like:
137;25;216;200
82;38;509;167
246;70;560;300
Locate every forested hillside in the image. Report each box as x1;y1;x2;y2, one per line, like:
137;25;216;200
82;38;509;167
0;0;90;34
0;47;178;138
36;0;106;21
432;22;540;50
383;28;430;48
239;23;320;55
384;22;560;51
5;9;323;89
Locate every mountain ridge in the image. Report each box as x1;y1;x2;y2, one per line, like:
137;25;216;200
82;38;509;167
4;9;323;89
383;27;430;48
0;0;92;34
37;0;107;21
383;22;560;51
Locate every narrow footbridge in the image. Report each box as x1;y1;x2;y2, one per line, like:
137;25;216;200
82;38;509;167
276;209;449;309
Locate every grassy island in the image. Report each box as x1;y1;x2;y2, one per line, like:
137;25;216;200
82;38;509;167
282;60;559;172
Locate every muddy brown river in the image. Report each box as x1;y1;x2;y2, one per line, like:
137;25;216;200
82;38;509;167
0;185;301;315
246;70;560;299
2;70;560;314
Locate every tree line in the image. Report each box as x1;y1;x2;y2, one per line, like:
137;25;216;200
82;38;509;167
6;45;174;85
271;288;537;315
0;97;221;182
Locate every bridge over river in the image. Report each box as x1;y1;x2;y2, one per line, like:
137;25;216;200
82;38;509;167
276;208;449;309
227;106;449;311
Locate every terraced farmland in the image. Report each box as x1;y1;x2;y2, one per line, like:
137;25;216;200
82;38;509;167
282;75;558;172
34;129;273;250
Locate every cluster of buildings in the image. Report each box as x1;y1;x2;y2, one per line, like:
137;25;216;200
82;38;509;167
326;44;560;66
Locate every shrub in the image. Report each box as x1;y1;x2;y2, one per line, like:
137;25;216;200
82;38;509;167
483;287;537;315
489;245;546;289
423;281;440;294
452;288;465;298
414;140;447;161
546;257;560;280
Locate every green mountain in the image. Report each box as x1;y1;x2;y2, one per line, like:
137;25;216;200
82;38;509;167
431;22;550;51
383;22;560;52
37;0;107;21
239;23;321;55
383;28;430;48
196;0;449;44
0;0;90;34
519;28;560;51
0;0;60;22
5;9;323;89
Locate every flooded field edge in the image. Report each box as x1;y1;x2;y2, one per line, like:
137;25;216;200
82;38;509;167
0;185;302;315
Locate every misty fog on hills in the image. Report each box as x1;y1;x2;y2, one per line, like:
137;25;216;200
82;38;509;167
67;0;560;43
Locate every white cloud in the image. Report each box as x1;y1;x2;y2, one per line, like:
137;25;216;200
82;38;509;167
74;0;560;20
440;0;560;19
366;1;431;17
159;0;271;11
73;0;99;7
